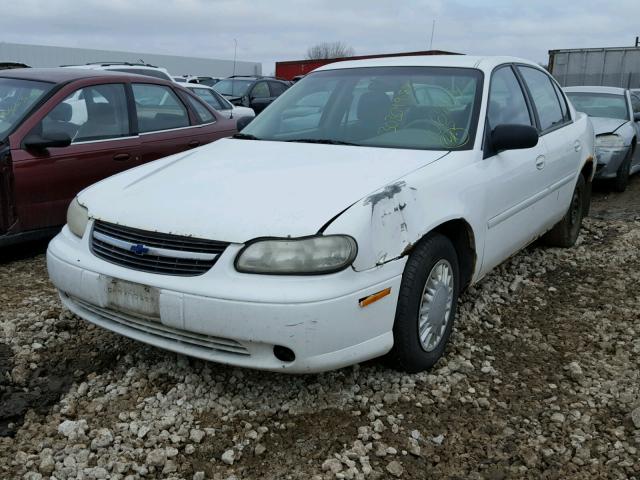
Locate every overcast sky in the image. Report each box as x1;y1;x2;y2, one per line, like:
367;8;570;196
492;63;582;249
3;0;639;73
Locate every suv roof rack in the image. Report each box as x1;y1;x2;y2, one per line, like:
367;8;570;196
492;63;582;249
227;75;289;81
83;61;160;68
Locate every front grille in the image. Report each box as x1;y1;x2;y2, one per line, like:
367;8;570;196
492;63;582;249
70;296;249;356
91;220;228;276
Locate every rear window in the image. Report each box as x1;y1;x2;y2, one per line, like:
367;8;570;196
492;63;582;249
565;92;629;120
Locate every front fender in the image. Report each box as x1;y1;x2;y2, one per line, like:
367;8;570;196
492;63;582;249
324;152;482;272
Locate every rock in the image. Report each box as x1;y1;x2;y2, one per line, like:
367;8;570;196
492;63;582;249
254;443;266;455
193;473;206;480
90;428;114;449
146;448;167;467
58;419;88;439
430;434;445;445
221;449;235;465
83;467;108;479
190;428;206;443
38;454;55;475
386;460;404;477
631;407;640;428
321;458;343;473
137;425;151;439
551;413;565;424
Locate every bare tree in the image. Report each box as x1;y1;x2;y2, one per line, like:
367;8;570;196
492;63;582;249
306;42;355;60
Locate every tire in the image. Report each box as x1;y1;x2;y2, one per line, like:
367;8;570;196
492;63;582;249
612;149;632;193
389;234;460;373
542;174;586;248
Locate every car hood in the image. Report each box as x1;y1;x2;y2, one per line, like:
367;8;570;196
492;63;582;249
589;116;629;135
79;139;447;243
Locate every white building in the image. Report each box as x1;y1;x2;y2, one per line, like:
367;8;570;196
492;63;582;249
0;42;261;77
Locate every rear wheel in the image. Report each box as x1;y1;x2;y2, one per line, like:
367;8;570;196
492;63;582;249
389;234;460;373
612;149;632;193
542;174;586;248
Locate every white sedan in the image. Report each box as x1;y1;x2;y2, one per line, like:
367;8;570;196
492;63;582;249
185;84;255;120
47;55;595;373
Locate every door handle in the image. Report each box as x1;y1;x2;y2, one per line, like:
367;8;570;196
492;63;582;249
188;140;201;148
574;140;582;152
535;155;545;170
113;153;131;161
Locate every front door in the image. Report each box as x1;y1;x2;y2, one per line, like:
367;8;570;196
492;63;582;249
10;82;141;232
249;81;272;114
481;65;549;275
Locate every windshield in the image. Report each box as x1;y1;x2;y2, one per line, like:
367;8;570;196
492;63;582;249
0;77;53;139
240;67;483;151
566;92;629;120
213;79;253;97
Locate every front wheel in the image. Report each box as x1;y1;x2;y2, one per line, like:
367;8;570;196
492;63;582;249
542;174;586;248
612;149;632;193
389;234;460;373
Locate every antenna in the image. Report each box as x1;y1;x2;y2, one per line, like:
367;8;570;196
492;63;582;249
429;19;436;50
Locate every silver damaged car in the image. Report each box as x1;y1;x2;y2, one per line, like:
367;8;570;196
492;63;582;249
565;86;640;191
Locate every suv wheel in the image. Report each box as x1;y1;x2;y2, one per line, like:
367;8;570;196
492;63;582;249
389;234;459;373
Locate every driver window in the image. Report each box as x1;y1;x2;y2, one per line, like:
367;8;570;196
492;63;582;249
631;94;640;115
488;67;532;129
251;82;269;99
36;84;129;143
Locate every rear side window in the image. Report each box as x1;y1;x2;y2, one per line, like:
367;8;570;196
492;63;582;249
37;83;129;143
631;94;640;115
551;81;570;122
184;94;215;123
269;81;288;96
518;66;565;131
132;84;190;133
488;66;532;129
190;87;225;110
251;82;269;99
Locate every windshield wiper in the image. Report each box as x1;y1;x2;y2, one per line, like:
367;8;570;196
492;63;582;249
285;138;360;146
233;133;261;140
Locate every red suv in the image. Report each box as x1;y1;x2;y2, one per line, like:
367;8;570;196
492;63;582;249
0;68;236;247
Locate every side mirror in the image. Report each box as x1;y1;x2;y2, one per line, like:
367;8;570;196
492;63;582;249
634;112;640;122
491;124;538;153
23;132;72;150
236;116;254;131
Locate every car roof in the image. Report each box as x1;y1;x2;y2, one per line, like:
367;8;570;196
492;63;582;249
314;55;540;73
0;67;173;84
564;85;627;95
184;84;213;90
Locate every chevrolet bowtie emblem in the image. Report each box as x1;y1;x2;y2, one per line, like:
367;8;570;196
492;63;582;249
130;243;150;255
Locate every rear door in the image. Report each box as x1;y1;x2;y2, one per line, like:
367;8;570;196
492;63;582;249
248;81;272;114
517;65;580;224
10;81;141;232
481;65;549;273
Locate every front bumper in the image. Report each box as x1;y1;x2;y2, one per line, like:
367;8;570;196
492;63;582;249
594;146;629;179
47;225;404;373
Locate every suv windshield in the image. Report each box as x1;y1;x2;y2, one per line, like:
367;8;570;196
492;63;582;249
565;92;629;120
240;67;483;150
213;79;253;97
0;77;53;139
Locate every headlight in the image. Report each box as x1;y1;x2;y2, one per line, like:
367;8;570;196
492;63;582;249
66;197;89;238
235;235;357;274
595;134;624;148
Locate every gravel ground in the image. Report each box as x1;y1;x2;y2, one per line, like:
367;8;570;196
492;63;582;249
1;177;639;480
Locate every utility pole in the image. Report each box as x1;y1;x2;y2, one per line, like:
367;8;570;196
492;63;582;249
636;36;639;47
429;19;436;50
232;38;238;76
